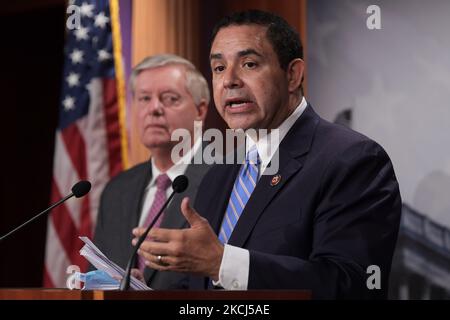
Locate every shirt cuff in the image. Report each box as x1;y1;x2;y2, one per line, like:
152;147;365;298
212;244;249;290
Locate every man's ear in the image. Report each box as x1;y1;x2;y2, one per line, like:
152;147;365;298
287;58;305;93
196;100;208;122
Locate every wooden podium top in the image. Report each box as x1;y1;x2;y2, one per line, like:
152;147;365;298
0;289;311;300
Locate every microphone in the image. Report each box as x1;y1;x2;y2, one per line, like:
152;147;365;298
0;180;91;242
119;174;189;291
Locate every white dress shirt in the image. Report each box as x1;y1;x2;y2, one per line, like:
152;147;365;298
138;138;202;226
214;97;308;290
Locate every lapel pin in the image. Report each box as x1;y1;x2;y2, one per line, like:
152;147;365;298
270;174;281;186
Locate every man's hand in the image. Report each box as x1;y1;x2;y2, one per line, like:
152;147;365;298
131;268;145;283
132;197;224;281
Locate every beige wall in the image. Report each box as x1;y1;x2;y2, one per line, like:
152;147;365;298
129;0;200;166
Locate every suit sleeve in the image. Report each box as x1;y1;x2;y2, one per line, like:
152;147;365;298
248;140;402;299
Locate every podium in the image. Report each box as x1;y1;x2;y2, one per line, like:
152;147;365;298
0;289;311;300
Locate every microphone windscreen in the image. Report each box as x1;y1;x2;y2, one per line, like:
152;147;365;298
72;180;92;198
172;175;189;193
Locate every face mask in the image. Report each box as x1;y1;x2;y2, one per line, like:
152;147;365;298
75;270;119;290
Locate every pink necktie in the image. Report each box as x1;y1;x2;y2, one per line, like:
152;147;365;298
137;173;171;272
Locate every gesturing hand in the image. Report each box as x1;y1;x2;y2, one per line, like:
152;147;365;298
132;197;224;280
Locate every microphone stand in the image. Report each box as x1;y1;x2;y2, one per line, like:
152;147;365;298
0;193;75;242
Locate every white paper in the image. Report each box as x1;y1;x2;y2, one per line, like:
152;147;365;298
79;236;151;290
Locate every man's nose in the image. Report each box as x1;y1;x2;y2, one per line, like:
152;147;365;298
223;66;243;89
148;98;164;116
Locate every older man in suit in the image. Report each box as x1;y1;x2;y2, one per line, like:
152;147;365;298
133;11;401;298
93;54;210;289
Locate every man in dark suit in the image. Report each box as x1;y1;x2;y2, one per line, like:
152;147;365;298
133;11;401;298
93;54;210;289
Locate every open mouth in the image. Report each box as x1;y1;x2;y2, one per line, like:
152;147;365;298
225;98;254;110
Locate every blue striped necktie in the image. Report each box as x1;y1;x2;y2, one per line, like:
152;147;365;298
219;145;260;244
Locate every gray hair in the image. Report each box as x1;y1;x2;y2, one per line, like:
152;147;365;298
130;54;210;106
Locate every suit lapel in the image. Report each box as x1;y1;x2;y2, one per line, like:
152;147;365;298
227;148;303;247
228;104;320;248
120;162;152;255
160;162;209;230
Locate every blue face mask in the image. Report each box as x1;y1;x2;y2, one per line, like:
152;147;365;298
75;270;119;290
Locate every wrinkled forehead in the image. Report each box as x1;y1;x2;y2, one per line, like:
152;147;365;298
134;65;187;92
210;24;271;59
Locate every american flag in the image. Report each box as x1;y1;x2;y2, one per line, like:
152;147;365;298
43;0;126;287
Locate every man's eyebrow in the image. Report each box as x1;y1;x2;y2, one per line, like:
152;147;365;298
238;49;262;58
210;49;262;61
161;89;180;95
210;53;222;61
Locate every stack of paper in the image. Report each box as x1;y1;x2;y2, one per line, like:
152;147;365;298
78;236;151;290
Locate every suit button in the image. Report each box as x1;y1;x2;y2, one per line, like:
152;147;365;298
232;280;240;289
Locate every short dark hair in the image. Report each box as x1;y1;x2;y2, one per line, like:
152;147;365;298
211;10;303;70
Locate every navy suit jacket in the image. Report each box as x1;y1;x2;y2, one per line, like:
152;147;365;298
192;104;401;299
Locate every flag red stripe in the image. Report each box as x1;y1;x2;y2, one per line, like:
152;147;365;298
50;179;87;269
61;124;88;181
103;78;123;177
42;266;54;287
79;195;92;239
